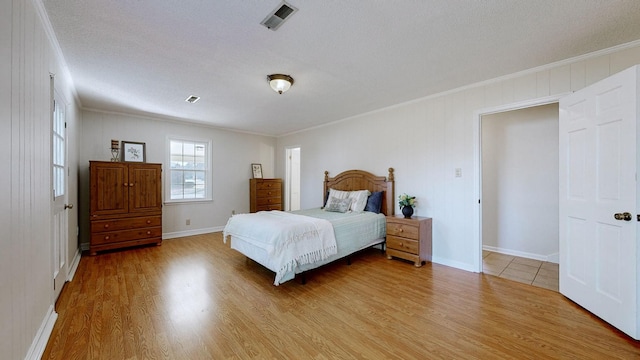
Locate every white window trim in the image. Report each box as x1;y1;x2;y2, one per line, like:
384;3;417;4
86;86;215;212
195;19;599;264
165;136;213;204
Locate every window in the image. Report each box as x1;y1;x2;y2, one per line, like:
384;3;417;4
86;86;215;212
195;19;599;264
167;138;212;202
52;98;65;199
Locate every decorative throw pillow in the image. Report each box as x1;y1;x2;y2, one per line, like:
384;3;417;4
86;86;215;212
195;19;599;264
324;196;352;213
348;190;371;212
325;188;351;207
364;191;384;213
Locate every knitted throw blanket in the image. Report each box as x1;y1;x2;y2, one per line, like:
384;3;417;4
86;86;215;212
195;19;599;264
223;211;338;285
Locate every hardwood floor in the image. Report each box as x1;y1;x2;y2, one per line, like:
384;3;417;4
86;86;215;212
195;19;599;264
43;232;640;359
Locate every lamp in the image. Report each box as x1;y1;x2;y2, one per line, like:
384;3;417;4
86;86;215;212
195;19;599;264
267;74;294;94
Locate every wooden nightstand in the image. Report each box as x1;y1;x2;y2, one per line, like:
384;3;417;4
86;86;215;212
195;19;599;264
385;215;432;266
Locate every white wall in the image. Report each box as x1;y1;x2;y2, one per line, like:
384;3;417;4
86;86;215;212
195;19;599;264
2;0;81;359
482;104;559;261
79;110;277;243
276;41;640;272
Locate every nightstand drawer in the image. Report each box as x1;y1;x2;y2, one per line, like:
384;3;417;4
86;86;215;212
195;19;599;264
386;235;419;254
386;222;419;240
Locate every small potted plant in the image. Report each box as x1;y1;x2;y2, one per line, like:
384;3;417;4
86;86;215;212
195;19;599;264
398;193;416;218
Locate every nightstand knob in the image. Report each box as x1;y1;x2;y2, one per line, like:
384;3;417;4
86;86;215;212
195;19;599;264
104;236;110;240
146;231;151;235
399;242;403;247
398;228;403;233
104;224;109;229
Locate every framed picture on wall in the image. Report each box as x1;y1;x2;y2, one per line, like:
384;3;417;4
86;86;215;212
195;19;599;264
251;163;263;178
121;141;146;162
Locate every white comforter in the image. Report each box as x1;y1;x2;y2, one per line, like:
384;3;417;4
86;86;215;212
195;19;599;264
223;211;338;285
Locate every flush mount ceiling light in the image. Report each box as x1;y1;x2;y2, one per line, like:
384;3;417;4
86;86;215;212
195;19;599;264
267;74;294;94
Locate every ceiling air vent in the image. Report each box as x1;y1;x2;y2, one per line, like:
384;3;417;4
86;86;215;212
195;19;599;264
260;2;298;31
185;95;200;103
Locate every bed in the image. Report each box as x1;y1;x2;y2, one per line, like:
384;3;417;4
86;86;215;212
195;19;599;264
223;168;395;285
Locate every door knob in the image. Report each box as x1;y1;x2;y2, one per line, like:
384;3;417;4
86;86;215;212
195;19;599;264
614;212;632;221
64;204;74;210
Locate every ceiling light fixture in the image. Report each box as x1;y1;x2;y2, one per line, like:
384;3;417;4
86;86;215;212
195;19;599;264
267;74;294;94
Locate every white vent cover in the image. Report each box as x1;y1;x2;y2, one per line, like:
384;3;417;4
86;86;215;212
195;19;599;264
260;2;298;31
185;95;200;103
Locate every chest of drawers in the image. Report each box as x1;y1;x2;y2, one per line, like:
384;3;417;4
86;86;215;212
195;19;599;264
385;215;432;267
250;178;283;212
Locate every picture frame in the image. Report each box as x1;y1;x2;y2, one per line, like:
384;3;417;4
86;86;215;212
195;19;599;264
121;141;146;162
251;163;263;179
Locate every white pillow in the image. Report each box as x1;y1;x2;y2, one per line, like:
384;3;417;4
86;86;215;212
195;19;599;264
324;196;352;213
348;190;371;212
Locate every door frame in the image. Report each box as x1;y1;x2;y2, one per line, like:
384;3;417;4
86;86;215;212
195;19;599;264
472;94;565;273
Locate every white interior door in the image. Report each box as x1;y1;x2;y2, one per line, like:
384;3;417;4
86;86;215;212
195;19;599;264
285;147;300;211
559;65;638;339
52;89;68;301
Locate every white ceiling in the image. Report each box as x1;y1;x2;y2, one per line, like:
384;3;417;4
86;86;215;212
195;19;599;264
43;0;640;136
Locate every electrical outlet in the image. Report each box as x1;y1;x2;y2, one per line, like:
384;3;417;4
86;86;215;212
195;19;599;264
186;219;190;225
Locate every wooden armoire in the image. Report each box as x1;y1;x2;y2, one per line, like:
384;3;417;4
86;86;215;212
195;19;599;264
89;161;162;255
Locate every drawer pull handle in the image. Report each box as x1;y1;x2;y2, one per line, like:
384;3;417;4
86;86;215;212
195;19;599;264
104;224;109;228
399;242;403;247
398;228;403;232
146;231;151;235
104;236;110;240
146;220;151;224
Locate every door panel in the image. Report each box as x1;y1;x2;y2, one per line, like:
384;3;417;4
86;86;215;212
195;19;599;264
559;65;638;339
129;164;162;214
52;93;67;301
90;162;128;216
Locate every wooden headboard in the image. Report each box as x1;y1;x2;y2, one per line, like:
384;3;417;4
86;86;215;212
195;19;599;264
323;168;395;216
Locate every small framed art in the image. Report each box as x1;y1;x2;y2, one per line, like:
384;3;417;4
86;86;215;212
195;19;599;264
121;141;146;162
251;163;263;179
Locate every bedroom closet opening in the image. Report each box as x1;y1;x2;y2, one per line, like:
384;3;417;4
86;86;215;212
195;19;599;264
480;103;559;291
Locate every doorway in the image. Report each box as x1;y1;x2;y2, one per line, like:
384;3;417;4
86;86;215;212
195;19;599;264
285;146;300;211
474;96;562;285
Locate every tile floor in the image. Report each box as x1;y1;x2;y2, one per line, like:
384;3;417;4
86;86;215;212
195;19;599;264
482;250;559;291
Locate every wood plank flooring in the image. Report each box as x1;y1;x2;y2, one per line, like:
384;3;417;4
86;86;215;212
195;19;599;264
43;232;640;359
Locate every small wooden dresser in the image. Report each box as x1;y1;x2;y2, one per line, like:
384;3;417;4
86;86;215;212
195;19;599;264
250;178;283;212
89;161;163;255
385;215;432;266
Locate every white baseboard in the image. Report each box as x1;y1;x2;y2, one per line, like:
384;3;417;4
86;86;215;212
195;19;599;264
24;305;58;360
483;245;559;264
162;226;224;240
431;256;478;273
67;247;82;281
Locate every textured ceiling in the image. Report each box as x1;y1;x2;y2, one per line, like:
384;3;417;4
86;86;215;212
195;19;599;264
43;0;640;136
